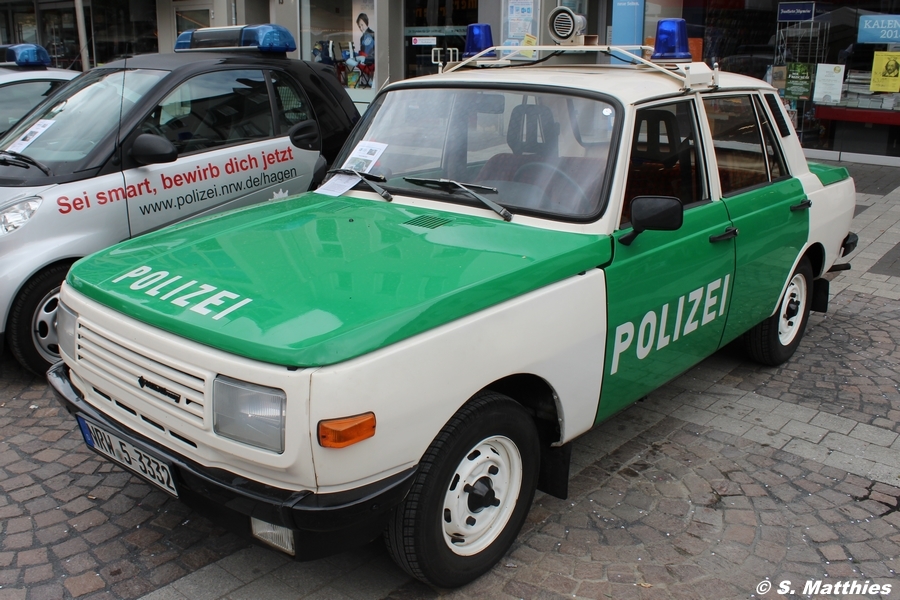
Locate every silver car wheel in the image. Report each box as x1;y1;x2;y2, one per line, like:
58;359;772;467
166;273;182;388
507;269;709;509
31;285;62;364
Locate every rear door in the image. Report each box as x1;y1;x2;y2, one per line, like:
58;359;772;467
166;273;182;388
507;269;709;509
700;94;808;345
123;68;320;236
598;99;735;424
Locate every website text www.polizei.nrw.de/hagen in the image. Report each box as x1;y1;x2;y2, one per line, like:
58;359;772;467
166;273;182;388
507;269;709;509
138;165;298;216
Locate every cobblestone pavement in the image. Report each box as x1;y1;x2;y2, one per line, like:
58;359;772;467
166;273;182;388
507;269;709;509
0;161;899;600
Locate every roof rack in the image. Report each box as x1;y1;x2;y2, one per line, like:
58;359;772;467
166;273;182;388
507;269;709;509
441;44;720;91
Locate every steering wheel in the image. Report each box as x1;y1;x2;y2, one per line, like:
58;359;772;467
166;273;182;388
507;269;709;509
512;162;589;212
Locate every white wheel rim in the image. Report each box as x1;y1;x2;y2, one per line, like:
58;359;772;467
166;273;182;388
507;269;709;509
778;272;807;346
441;435;523;556
31;286;62;363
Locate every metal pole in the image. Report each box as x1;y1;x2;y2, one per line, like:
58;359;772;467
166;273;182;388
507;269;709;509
73;0;90;71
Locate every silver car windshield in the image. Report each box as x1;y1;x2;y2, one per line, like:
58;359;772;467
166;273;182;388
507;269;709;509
332;87;618;220
0;68;166;178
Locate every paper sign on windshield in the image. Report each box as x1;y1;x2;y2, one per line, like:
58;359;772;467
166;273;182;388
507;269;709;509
341;141;388;173
317;174;361;197
6;119;54;153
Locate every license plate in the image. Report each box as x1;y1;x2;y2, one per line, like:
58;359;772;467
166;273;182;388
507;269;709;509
77;416;178;497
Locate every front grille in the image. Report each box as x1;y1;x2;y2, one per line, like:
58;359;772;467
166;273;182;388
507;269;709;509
75;320;207;427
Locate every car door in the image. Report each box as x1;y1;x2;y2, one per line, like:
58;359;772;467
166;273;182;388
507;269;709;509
701;94;808;345
597;99;735;424
123;68;321;236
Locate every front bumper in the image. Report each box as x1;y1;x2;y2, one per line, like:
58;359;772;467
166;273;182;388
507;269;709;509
48;361;416;559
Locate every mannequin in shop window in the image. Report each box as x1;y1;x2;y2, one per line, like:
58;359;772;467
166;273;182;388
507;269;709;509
357;13;375;62
352;13;375;87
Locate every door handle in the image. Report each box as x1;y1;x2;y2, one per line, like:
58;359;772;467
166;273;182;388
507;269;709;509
790;199;812;211
709;227;738;243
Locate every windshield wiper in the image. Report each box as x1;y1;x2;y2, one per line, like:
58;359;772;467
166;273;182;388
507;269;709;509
403;177;511;221
327;168;392;201
0;151;52;176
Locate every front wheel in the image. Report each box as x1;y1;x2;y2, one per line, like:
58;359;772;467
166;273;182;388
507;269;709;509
384;391;539;588
8;263;72;375
746;257;813;366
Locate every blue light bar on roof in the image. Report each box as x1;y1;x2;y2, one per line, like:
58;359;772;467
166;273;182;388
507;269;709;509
0;44;51;67
174;24;297;53
651;19;692;62
462;24;496;58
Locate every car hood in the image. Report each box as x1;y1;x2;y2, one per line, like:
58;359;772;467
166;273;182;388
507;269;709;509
67;193;612;366
0;183;57;202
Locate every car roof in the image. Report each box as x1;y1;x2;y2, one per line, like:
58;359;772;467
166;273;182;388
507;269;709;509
101;51;303;73
393;62;775;106
0;67;78;84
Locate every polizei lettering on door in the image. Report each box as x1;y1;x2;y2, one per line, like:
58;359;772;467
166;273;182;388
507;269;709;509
111;266;253;321
610;275;730;375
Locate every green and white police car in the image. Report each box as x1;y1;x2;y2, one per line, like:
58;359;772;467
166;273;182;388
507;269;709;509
50;15;856;589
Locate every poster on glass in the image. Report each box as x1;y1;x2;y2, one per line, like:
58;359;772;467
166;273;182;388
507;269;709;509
308;0;376;91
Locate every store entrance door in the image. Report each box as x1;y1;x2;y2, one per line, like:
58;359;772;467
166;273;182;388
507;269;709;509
404;0;478;79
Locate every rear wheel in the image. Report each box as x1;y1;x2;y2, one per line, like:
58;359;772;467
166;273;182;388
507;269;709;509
8;264;72;375
384;391;539;588
746;257;813;366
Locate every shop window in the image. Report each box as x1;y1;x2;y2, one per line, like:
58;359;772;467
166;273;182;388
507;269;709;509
304;1;378;94
141;70;273;155
702;96;768;196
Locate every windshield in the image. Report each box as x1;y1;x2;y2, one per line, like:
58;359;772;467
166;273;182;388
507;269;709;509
0;68;167;179
333;87;619;220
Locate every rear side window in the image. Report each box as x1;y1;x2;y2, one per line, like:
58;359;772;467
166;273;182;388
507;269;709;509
140;69;273;155
270;71;311;134
702;95;768;196
754;96;788;180
764;93;792;137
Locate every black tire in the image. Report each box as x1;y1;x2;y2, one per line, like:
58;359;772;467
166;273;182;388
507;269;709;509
746;257;813;366
384;391;539;588
8;263;72;375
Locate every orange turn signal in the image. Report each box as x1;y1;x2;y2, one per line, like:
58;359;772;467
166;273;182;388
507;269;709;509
317;412;376;448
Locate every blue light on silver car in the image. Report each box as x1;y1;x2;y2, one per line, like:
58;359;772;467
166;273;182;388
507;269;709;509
1;44;52;67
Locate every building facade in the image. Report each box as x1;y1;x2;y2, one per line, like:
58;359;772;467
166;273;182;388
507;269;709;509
1;0;897;163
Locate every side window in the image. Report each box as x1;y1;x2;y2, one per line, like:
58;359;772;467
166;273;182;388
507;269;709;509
270;71;311;134
140;69;273;155
702;95;768;196
764;93;792;137
0;80;65;133
622;100;705;226
755;96;788;180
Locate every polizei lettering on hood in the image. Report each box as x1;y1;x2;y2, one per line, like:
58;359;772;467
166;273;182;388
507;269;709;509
112;266;253;321
610;275;730;375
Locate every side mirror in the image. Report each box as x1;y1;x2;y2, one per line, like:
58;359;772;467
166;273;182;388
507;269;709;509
288;119;320;151
619;196;683;246
131;133;177;165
